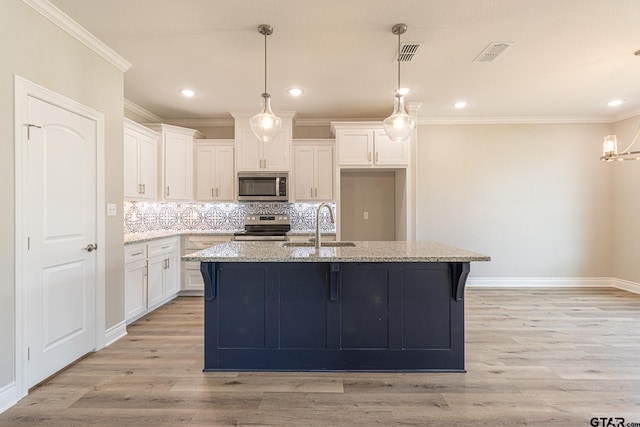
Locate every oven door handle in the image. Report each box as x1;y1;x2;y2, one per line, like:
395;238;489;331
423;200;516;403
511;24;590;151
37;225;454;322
275;176;280;196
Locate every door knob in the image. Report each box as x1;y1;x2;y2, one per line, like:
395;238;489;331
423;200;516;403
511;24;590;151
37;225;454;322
83;243;97;252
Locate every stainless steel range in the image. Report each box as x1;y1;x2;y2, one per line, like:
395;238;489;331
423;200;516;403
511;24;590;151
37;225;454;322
233;214;291;241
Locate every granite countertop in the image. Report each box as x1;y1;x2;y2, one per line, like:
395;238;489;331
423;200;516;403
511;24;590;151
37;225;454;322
124;230;239;245
124;229;335;245
182;241;490;263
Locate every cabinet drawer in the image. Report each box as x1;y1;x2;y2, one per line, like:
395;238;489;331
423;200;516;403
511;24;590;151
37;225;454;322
183;236;232;252
148;237;178;257
124;244;147;263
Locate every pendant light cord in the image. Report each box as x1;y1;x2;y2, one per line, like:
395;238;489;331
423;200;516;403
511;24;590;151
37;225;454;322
397;31;401;92
264;32;268;95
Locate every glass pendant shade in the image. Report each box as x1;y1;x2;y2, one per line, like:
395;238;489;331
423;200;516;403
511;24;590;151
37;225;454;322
383;93;416;143
602;135;618;159
250;93;282;142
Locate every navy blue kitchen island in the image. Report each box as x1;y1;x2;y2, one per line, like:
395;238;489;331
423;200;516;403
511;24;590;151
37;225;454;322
184;241;489;372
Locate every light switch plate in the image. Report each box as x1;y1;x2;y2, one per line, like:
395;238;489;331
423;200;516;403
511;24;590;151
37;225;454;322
106;203;117;216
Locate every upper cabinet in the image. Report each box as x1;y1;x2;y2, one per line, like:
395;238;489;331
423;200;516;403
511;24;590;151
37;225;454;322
124;119;159;200
332;122;409;168
293;140;334;201
194;140;235;202
145;123;204;201
231;112;295;172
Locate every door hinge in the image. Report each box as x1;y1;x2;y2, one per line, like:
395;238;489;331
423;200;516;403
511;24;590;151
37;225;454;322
24;123;42;140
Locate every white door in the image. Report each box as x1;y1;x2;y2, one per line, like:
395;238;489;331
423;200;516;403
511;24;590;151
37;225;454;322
25;95;97;388
314;146;334;200
294;146;315;200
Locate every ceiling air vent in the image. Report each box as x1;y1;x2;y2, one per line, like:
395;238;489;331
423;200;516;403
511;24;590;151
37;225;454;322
396;42;423;62
473;42;513;62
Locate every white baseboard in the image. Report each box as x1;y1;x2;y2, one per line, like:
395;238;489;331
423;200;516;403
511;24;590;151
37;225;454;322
468;276;640;295
612;278;640;295
467;277;613;288
104;321;127;347
0;382;17;415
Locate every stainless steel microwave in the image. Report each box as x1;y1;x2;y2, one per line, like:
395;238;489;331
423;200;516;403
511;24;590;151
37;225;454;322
237;172;289;201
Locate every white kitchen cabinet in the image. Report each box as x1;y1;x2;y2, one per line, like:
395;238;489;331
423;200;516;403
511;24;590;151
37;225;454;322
181;235;232;294
124;119;158;200
293;140;334;201
194;140;235;201
231;112;295;172
332;123;409;167
124;237;180;324
145;123;204;201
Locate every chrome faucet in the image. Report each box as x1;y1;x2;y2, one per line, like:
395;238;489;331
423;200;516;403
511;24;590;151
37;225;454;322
315;203;335;249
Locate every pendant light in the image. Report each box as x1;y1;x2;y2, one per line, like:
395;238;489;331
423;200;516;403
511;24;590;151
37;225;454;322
383;23;416;143
600;127;640;162
250;24;282;142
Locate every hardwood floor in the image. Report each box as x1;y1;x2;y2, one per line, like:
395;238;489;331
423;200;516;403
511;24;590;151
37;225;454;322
2;287;640;426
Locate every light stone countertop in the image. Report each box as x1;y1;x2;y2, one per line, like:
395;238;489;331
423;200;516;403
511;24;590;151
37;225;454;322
124;229;335;245
182;241;490;263
124;230;239;245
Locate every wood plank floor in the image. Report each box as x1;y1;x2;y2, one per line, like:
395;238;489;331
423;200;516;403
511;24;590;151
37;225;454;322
2;287;640;426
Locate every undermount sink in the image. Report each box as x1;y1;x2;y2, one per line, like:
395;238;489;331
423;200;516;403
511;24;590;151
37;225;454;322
281;241;357;248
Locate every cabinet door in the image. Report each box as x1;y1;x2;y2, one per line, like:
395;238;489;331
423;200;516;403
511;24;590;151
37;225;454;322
123;130;140;199
262;131;290;171
374;129;408;166
164;254;180;296
236;130;263;171
138;134;158;199
314;146;334;200
195;146;215;201
124;259;147;322
337;130;373;166
294;146;316;200
163;131;193;200
215;146;235;201
147;255;166;308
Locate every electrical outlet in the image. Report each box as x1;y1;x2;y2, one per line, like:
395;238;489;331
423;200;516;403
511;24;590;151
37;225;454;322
106;203;117;216
363;211;369;220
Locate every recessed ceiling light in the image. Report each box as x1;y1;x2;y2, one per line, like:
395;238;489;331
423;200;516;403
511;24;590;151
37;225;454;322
453;101;468;109
288;88;303;96
180;89;196;97
397;87;410;95
607;99;624;107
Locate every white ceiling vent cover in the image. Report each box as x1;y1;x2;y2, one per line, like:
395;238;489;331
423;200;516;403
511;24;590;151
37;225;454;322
396;42;423;62
473;42;513;62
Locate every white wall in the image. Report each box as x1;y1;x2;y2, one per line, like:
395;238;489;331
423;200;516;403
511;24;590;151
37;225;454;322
416;123;613;278
611;116;640;283
0;0;124;392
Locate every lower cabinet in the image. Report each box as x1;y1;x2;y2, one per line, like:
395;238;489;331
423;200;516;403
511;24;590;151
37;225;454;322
181;235;233;295
124;237;180;324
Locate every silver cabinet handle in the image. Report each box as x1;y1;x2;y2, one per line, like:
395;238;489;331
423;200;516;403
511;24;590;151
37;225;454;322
131;251;143;257
368;152;371;162
83;243;97;252
216;188;219;198
166;186;170;197
138;184;143;194
376;152;379;162
142;183;145;194
311;187;313;197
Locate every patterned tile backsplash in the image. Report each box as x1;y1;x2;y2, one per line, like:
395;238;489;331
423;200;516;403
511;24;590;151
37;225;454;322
124;201;336;234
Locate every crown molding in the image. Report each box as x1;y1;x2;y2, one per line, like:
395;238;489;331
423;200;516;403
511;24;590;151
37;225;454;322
22;0;131;72
164;118;234;127
124;99;163;123
612;108;640;123
417;115;614;125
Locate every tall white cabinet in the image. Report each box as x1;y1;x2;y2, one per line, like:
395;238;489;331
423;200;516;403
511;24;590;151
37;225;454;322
231;112;295;171
145;123;204;201
194;140;235;201
293;140;334;201
124;119;159;200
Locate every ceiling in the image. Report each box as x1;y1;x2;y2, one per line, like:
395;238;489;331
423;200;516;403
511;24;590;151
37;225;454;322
49;0;640;123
